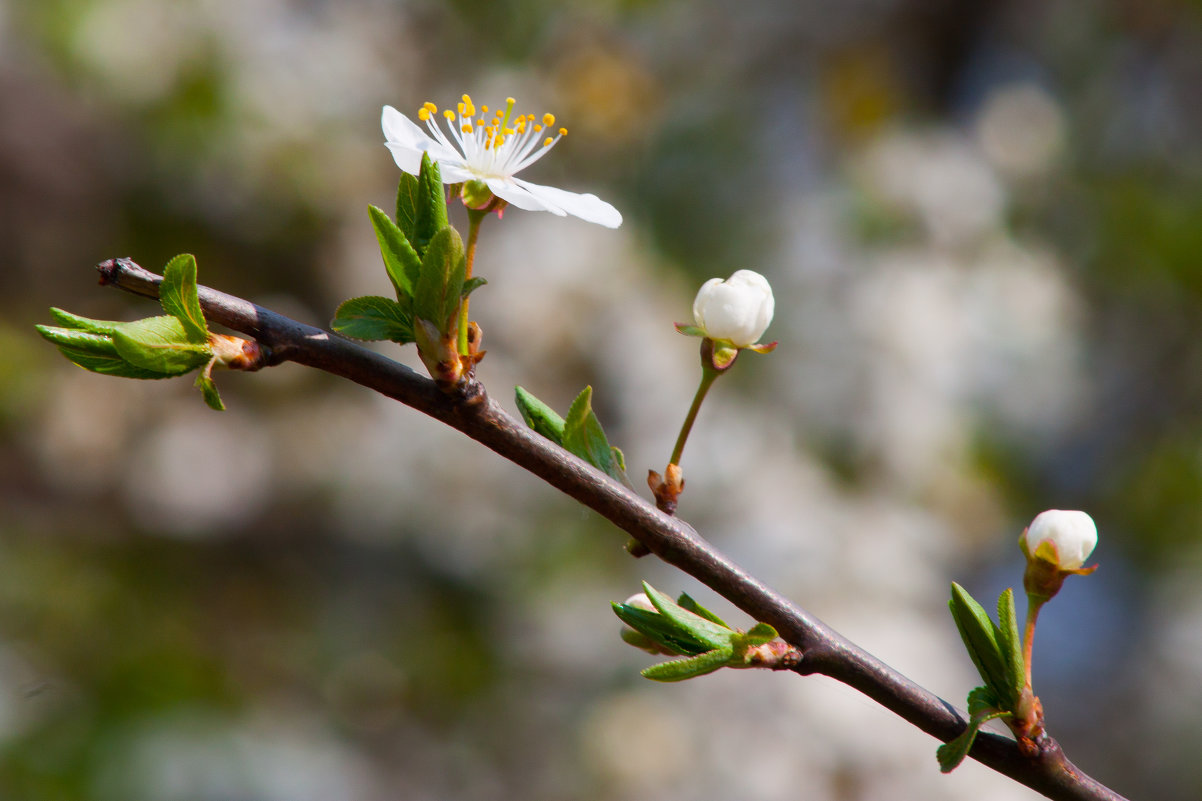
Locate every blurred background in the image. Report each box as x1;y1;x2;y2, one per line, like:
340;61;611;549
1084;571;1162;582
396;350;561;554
2;0;1200;798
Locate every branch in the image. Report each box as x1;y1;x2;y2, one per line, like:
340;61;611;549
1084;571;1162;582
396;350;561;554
96;258;1129;801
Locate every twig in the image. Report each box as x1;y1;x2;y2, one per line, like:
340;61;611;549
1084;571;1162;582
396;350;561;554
95;257;1130;801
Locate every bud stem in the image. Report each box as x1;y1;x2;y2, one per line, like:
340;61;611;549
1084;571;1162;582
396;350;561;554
670;361;721;467
458;208;487;354
1022;596;1045;690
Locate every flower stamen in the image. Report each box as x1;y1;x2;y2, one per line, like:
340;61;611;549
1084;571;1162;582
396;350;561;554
415;95;569;180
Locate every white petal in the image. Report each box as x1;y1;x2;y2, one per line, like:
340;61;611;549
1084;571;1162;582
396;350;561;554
381;105;466;178
511;177;623;228
381;106;434;174
693;278;723;328
437;163;477;184
486;177;567;214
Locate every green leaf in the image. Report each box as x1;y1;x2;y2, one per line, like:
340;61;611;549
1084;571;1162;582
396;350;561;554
462;276;488;299
743;622;779;647
674;323;707;338
610;446;627;477
396;172;421;248
47;307;121;336
562;386;627;482
936;690;1010;774
332;296;415;343
995;589;1025;708
37;325;119;356
413;152;448;253
515;386;565;445
368;205;422;300
676;593;730;628
948;582;1010;704
195;372;225;411
642;647;734;682
966;685;1002;717
936;721;978;773
36;325;164;379
642;583;736;651
414;227;466;333
612;602;715;656
159;254;208;343
111;316;212;376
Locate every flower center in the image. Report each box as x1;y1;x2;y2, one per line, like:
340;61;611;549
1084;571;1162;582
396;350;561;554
417;95;568;179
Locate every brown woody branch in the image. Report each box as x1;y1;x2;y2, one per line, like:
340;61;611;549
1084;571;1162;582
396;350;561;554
96;257;1129;801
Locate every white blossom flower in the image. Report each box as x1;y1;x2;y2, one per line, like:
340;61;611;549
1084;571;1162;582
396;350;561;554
1023;509;1097;569
382;96;621;228
691;270;775;348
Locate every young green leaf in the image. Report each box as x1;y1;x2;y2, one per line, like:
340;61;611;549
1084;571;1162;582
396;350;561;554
461;276;488;299
966;684;1002;717
413;227;466;332
514;386;566;445
36;325;164;379
194;372;225;411
562;386;626;481
332;296;415;343
676;593;730;628
642;647;734;682
47;307;121;336
948;582;1009;703
936;687;1008;773
610;446;627;478
395;172;421;248
612;602;715;656
935;721;978;773
368;205;422;299
995;588;1025;708
642;583;736;651
159;254;208;343
413;152;448;253
111;316;212;376
743;623;779;647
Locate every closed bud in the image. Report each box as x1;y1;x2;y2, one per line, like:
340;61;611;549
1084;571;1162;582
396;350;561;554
692;270;774;348
1022;509;1097;570
1021;509;1098;601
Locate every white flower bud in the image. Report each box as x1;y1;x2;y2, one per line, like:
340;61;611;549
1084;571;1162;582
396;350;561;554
1023;509;1097;569
692;270;775;348
623;593;656;613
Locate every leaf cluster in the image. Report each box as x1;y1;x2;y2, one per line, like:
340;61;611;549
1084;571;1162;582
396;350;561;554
515;385;629;485
612;583;780;682
36;254;226;410
332;154;484;347
937;583;1026;772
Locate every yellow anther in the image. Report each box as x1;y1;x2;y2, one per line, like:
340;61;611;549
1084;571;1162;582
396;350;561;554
423;101;437;113
461;123;473;133
543;137;554;147
558;127;567;136
418;108;432;121
543;113;555;127
534;124;543;132
443;109;456;121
